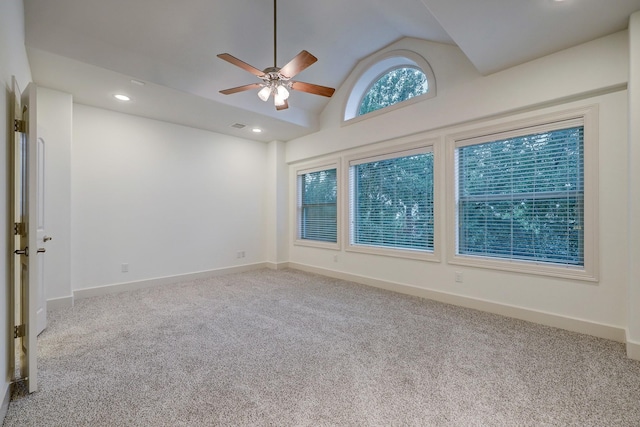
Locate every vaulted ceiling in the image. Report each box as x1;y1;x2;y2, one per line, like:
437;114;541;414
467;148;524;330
24;0;640;142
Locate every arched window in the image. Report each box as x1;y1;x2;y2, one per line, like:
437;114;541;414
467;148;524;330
358;66;428;116
344;50;436;122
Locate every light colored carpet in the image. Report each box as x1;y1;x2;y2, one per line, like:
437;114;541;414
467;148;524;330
4;268;640;426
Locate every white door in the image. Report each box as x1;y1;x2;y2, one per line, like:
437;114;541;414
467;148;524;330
35;135;48;335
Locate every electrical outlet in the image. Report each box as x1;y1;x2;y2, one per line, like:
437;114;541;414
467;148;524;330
121;263;129;273
455;271;463;283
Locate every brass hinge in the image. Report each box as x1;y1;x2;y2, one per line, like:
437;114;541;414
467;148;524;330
14;119;26;133
14;324;26;339
14;222;26;236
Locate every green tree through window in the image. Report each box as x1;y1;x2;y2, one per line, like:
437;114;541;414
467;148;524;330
456;126;584;266
351;151;434;251
299;168;337;242
358;67;428;116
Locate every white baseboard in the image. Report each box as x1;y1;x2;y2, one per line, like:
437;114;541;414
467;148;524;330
627;340;640;360
1;383;9;426
265;262;290;271
74;263;268;300
47;295;74;310
289;262;626;343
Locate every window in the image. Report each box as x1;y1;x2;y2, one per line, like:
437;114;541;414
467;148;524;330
358;67;428;116
449;108;598;280
344;50;436;121
296;164;338;247
348;145;436;259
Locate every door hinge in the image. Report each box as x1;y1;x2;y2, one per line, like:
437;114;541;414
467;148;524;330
14;324;26;339
14;222;26;236
14;119;26;133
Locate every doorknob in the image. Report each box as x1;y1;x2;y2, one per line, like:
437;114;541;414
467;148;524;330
43;235;52;242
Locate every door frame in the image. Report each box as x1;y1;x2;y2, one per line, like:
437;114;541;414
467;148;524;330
9;76;22;388
9;78;41;394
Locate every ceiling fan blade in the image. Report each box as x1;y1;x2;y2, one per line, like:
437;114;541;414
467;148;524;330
217;53;265;77
219;83;262;95
276;100;289;111
291;81;336;98
279;50;317;79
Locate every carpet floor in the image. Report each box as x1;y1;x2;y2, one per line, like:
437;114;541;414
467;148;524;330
4;268;640;426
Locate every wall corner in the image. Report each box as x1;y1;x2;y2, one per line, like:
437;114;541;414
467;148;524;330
627;10;640;350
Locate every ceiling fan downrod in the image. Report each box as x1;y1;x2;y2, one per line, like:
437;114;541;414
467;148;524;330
273;0;277;68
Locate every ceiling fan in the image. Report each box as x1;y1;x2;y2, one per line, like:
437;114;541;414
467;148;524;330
217;0;335;111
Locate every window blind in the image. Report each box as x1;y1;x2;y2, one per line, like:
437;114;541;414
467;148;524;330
350;149;434;251
298;168;337;242
456;125;584;266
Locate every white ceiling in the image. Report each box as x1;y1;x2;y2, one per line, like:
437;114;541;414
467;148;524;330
24;0;640;142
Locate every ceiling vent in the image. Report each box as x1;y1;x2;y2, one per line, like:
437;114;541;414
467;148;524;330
230;123;246;129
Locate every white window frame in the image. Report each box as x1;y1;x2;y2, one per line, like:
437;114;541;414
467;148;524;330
343;50;436;123
445;106;599;281
294;160;341;250
344;139;440;261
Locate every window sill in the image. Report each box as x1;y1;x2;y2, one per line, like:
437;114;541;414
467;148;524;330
346;243;439;262
448;254;598;282
294;239;340;251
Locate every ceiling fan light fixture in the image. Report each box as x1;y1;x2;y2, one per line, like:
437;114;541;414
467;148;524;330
257;86;272;101
274;93;286;106
276;84;290;100
217;0;334;110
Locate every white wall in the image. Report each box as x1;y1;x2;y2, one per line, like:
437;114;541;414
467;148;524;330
37;87;72;305
286;33;631;343
265;140;289;267
628;11;640;358
0;0;32;416
287;34;628;163
71;105;268;291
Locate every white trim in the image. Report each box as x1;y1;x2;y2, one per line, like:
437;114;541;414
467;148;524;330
295;161;339;176
293;239;341;251
1;384;9;426
454;117;586;146
288;262;625;343
265;261;290;271
73;263;267;300
293;159;341;250
627;340;640;361
445;105;599;281
348;146;432;167
343;138;440;262
343;49;436;123
47;296;74;310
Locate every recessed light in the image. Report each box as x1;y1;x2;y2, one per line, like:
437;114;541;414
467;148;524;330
114;94;131;101
252;128;263;133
